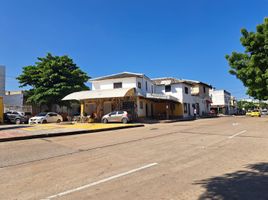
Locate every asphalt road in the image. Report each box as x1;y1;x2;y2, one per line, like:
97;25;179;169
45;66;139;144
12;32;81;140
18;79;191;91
1;116;268;200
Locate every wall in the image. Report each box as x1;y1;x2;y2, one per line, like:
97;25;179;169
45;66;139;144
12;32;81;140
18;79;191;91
92;77;137;90
155;83;194;117
136;77;154;96
92;76;155;97
137;98;152;117
4;93;24;107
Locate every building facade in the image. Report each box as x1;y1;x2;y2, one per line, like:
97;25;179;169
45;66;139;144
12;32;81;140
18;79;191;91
209;89;232;115
153;78;212;117
63;72;212;121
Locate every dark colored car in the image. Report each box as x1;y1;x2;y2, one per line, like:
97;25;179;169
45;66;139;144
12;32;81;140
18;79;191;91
4;111;30;124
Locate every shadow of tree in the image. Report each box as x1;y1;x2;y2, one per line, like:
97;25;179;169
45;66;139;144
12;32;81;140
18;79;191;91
195;163;268;200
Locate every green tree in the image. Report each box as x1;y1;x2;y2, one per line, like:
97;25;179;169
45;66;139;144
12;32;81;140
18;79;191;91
226;18;268;100
237;101;256;110
17;53;90;108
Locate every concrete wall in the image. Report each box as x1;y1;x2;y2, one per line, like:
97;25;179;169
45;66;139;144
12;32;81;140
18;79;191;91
3;93;24;107
92;76;155;97
155;83;194;117
137;98;152;118
92;77;137;90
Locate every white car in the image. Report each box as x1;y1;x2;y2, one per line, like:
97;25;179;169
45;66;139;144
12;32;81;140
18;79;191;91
29;112;63;124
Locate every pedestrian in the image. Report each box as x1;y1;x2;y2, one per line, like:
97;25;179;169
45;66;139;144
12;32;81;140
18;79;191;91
194;108;197;119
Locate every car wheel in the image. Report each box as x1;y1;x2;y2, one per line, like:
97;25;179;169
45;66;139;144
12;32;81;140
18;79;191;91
122;118;128;124
103;118;108;123
56;119;61;123
42;120;47;124
15;119;21;125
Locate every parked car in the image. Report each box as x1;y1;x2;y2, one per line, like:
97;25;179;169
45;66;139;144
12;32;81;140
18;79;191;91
102;111;131;124
261;109;268;115
4;111;30;124
29;112;63;124
250;110;261;117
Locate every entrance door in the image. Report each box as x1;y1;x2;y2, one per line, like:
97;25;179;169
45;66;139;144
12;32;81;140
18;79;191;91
103;102;112;115
188;104;191;116
151;104;154;118
145;103;148;118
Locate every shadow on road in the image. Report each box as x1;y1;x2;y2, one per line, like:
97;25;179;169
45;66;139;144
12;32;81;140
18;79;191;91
195;162;268;200
0;125;31;131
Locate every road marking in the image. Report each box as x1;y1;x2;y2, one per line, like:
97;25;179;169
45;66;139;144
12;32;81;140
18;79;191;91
43;162;158;200
232;123;239;126
228;130;247;139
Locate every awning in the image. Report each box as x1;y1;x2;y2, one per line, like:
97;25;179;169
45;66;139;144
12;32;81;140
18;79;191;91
62;88;136;101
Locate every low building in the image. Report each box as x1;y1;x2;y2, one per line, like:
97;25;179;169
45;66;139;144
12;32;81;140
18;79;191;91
209;89;231;115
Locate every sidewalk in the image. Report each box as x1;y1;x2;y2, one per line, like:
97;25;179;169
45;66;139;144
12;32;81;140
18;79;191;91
0;123;144;142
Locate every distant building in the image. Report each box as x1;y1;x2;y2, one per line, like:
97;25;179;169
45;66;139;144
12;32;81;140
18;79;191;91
0;66;31;112
0;65;5;96
209;89;232;115
4;91;24;110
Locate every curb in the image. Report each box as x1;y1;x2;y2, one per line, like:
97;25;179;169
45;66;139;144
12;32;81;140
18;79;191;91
0;124;144;143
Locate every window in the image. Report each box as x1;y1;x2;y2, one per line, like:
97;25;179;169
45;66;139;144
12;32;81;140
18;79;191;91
151;85;154;93
140;101;144;109
184;87;189;94
138;82;142;89
117;111;124;115
109;111;117;116
165;85;171;92
203;86;206;93
146;81;148;91
184;103;188;114
114;82;122;89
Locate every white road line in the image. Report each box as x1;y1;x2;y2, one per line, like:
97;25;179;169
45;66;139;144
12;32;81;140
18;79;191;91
43;162;158;200
228;130;247;139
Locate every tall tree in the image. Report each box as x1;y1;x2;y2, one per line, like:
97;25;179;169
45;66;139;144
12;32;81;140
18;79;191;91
226;18;268;100
17;53;90;108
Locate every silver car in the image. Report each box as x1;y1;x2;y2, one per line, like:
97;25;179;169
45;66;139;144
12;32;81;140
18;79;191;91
102;111;131;124
29;112;63;124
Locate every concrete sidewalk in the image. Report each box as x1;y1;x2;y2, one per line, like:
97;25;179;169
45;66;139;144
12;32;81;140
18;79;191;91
0;123;144;142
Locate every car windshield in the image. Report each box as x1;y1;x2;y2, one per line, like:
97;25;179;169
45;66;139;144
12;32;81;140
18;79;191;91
36;112;47;117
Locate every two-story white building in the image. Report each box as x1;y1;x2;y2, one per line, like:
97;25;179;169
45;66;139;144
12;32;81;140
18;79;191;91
153;78;212;118
63;72;182;120
63;72;212;121
209;89;231;114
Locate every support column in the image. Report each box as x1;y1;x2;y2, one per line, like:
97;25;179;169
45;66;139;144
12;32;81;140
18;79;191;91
80;101;85;116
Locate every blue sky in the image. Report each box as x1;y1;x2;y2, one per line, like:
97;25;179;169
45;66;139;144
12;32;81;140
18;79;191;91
0;0;267;99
